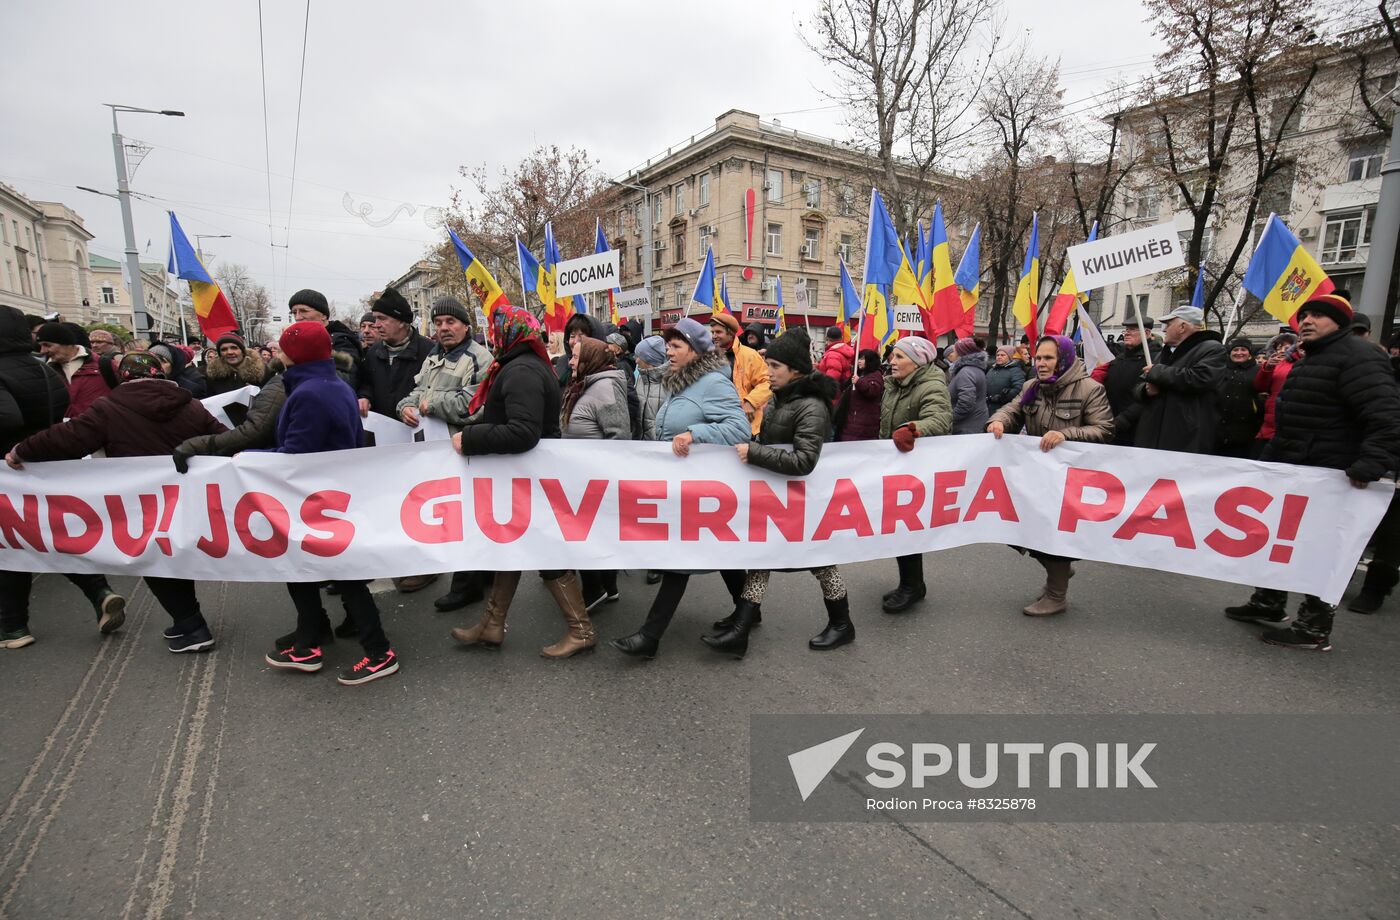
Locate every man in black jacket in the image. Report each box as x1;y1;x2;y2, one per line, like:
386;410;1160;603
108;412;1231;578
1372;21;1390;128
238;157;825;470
357;288;432;418
1224;293;1400;650
1133;305;1226;454
1215;336;1263;457
1097;316;1159;445
0;305;126;650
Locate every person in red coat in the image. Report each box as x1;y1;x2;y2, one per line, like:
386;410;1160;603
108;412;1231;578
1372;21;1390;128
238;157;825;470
34;322;111;418
6;353;227;653
816;326;856;391
1253;331;1298;459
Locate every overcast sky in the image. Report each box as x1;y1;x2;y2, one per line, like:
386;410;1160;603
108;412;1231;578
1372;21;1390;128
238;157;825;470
2;0;1158;315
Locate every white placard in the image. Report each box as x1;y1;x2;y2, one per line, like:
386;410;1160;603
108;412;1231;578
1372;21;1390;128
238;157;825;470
361;411;414;445
1068;222;1184;289
615;287;653;319
555;250;621;298
794;279;810;312
893;305;924;332
200;385;260;429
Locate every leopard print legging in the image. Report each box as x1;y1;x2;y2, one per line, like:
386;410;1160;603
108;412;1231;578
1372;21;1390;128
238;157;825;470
741;566;845;603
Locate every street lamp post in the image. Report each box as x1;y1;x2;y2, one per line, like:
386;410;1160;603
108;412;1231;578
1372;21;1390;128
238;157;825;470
612;180;653;334
104;103;183;340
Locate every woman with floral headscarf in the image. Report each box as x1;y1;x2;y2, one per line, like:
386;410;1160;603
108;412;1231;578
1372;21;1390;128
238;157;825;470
448;306;597;659
987;334;1114;616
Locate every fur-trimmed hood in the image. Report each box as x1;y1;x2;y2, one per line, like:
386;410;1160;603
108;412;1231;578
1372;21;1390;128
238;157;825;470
205;348;268;385
662;350;728;395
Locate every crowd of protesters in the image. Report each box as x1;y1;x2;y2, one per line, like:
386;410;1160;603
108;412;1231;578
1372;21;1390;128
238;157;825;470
1;285;1397;688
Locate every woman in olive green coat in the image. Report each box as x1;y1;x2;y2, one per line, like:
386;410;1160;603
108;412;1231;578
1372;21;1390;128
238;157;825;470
878;336;953;613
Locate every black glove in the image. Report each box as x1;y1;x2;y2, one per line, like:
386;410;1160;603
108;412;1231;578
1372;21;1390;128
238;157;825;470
172;444;194;475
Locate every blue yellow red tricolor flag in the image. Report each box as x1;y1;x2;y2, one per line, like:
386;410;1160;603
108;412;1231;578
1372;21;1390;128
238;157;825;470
774;276;786;333
1242;214;1334;326
929;202;961;337
838;258;861;343
953;222;981;339
541;222;580;333
1012;213;1041;341
448;228;509;323
720;272;734;316
166;212;239;341
515;236;547;315
915;219;932;307
1190;263;1206;310
594;218;620;327
857;189;901;352
691;245;726;318
1043;221;1098;336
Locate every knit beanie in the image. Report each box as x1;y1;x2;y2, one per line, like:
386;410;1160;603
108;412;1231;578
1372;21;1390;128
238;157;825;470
431;296;471;326
279;321;332;365
892;335;937;367
35;322;77;346
1298;292;1353;327
372;288;413;325
288;289;330;317
634;335;667;367
954;337;980;358
1227;336;1256;354
215;332;247;353
605;332;629;352
765;328;813;375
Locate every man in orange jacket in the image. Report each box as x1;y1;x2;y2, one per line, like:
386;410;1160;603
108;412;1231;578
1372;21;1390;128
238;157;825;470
709;313;772;436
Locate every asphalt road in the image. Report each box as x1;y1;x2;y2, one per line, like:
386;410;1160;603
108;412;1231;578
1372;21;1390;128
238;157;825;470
2;549;1398;919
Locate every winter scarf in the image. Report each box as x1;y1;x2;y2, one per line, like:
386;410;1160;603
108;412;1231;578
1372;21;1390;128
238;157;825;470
1020;334;1077;406
560;337;616;428
467;305;548;416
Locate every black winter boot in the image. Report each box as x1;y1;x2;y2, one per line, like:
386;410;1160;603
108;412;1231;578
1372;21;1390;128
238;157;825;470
809;596;854;650
434;571;485;612
702;600;760;658
882;554;926;613
1347;563;1398;614
1261;597;1334;651
711;604;761;633
1224;588;1288;624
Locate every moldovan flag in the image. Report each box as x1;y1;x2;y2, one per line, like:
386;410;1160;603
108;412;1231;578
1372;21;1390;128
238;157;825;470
720;273;734;316
594;219;620;327
774;275;786;334
838;259;861;343
166;212;238;340
515;237;547;318
858;189;900;352
1242;213;1334;326
541;222;577;333
915;219;932;306
953;222;981;339
691;246;726;318
1043;221;1098;336
1012;213;1041;341
449;228;509;323
929;202;961;336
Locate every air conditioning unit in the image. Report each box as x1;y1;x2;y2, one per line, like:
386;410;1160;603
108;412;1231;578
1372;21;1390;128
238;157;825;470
688;209;699;218
1298;227;1317;241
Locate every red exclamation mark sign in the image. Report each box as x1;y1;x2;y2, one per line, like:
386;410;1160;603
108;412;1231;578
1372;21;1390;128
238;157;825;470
155;484;179;555
1268;494;1308;564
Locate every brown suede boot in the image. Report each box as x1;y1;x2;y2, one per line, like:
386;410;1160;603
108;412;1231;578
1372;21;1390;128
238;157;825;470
1023;559;1073;616
451;571;520;647
540;571;596;658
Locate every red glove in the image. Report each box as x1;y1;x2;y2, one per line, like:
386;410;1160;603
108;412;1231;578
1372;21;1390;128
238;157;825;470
893;423;918;452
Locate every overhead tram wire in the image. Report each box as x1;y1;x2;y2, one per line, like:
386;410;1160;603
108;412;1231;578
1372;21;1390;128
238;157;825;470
280;0;313;315
256;0;281;312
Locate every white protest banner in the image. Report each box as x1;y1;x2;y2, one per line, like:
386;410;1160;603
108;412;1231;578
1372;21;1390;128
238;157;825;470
1068;221;1184;289
555;250;621;298
615;288;652;319
893;305;924;331
200;385;260;429
361;411;414;446
413;416;452;442
0;437;1385;603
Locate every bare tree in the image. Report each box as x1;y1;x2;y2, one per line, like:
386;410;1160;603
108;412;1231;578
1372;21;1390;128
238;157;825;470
802;0;1002;237
213;262;272;340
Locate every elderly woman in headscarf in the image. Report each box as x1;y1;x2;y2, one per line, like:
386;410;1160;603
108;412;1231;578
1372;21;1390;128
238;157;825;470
449;306;597;659
877;335;952;614
561;336;630;609
987;334;1114;616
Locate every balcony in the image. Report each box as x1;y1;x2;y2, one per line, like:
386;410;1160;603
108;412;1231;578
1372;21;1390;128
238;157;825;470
1321;177;1382;214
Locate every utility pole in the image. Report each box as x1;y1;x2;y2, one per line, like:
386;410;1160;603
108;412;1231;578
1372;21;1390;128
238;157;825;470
1361;98;1400;336
104;104;184;340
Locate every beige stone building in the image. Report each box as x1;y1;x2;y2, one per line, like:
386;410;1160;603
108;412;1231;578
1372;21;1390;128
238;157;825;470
0;183;97;322
605;109;956;330
1105;35;1397;339
87;253;182;334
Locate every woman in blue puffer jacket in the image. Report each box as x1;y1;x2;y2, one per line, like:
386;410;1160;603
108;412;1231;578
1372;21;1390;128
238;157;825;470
610;317;751;660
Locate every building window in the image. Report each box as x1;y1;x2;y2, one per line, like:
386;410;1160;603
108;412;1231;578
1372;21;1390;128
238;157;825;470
652;197;664;225
635;246;643;273
804;178;821;209
803;227;821;261
654;288;666;310
699;224;713;254
766;168;783;203
838;183;857;217
1321;208;1374;264
0;220;7;244
23;226;32;249
101;285;115;304
10;221;18;246
2;261;10;291
15;251;31;296
698;172;710;206
1348;144;1384;182
674;183;686;214
839;233;853;263
672;229;685;264
766;223;783;257
1136;191;1159;220
801;279;819;309
652;239;664;266
674;281;685;308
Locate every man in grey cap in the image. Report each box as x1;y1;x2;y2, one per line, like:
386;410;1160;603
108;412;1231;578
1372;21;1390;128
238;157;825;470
1132;304;1226;454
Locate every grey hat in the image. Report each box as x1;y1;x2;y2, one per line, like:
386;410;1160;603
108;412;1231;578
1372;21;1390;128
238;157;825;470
605;332;629;351
430;296;471;326
661;317;714;354
1156;305;1204;326
635;334;666;367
